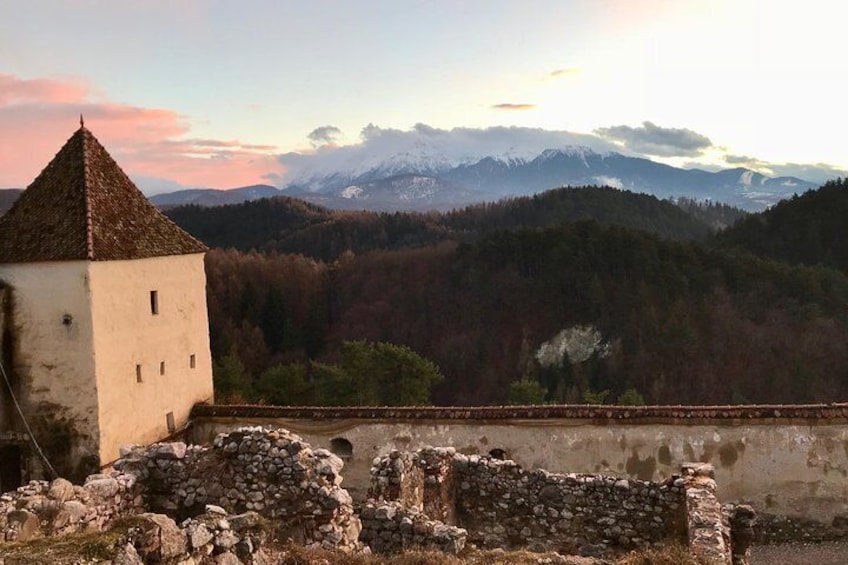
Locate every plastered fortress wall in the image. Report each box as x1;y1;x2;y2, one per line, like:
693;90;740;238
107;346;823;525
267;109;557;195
191;403;848;527
88;253;214;466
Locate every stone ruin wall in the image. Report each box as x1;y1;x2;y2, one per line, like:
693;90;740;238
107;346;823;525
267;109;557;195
0;425;757;564
0;427;363;563
190;402;848;539
367;447;687;556
366;446;756;564
117;426;362;552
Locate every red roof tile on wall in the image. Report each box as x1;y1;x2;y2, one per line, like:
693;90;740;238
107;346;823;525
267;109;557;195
0;127;207;262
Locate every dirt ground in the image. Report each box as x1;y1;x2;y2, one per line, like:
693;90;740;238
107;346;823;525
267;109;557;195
750;541;848;565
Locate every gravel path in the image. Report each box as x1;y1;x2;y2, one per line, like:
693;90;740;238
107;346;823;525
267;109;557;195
751;541;848;565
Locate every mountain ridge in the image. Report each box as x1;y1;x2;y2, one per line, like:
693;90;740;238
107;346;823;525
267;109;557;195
0;148;819;216
157;147;815;213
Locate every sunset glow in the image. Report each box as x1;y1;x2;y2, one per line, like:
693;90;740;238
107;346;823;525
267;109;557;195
2;1;847;192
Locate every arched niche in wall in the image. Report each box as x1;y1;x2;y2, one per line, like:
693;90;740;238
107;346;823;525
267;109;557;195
489;448;508;460
330;437;353;461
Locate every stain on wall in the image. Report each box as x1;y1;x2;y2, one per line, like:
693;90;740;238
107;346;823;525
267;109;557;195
625;451;657;480
658;445;672;466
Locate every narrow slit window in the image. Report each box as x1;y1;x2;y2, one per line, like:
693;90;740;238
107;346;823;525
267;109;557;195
150;290;159;315
160;361;165;375
166;412;175;433
136;364;143;383
189;354;196;369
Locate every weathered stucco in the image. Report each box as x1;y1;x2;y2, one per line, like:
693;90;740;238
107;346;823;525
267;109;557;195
0;261;99;478
0;253;214;479
89;253;214;465
191;408;848;525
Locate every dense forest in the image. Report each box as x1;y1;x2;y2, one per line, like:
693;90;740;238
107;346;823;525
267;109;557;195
182;183;848;407
166;186;726;261
716;178;848;271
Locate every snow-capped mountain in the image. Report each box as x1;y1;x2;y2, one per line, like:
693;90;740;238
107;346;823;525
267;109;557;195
308;174;490;212
131;146;819;213
283;147;815;211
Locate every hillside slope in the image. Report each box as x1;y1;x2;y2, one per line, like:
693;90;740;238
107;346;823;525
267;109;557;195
206;221;848;406
716;178;848;271
168;186;717;260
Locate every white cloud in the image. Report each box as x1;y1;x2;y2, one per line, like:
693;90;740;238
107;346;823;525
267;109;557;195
279;123;621;188
595;121;713;157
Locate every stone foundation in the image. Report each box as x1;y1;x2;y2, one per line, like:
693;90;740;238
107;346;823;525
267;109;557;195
368;447;754;561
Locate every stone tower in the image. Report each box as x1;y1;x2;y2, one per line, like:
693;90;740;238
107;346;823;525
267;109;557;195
0;125;213;484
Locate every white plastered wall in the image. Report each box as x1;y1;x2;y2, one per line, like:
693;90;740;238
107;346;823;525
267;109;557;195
89;253;213;465
0;261;100;466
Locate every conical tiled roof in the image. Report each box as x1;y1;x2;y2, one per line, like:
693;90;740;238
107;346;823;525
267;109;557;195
0;126;207;262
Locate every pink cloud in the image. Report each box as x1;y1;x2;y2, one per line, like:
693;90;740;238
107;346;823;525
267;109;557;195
0;74;285;190
0;73;88;105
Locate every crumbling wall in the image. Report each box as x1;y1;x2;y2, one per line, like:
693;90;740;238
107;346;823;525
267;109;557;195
0;481;272;564
454;455;686;554
358;501;467;554
370;447;688;556
117;426;361;551
682;463;731;565
116;508;270;564
369;450;424;508
0;474;141;542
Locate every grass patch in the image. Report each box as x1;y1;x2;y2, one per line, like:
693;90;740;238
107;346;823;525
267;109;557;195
617;543;707;565
0;516;148;564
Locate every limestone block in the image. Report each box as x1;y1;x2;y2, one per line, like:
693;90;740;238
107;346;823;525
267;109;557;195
229;511;261;531
47;478;75;503
5;509;40;542
151;442;188;460
112;542;144;565
135;513;188;561
186;522;214;549
214;552;240;565
84;477;119;500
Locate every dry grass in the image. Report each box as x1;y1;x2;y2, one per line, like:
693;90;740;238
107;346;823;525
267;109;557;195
268;542;599;564
0;526;703;565
268;541;705;565
616;544;706;565
0;517;145;564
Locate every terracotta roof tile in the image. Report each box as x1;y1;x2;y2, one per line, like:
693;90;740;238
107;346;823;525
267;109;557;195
0;127;207;262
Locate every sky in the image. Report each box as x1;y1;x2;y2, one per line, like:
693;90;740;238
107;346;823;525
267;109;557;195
2;0;847;193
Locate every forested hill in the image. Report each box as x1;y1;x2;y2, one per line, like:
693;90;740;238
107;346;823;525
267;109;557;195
716;178;848;271
167;185;720;260
206;220;848;407
441;186;714;241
